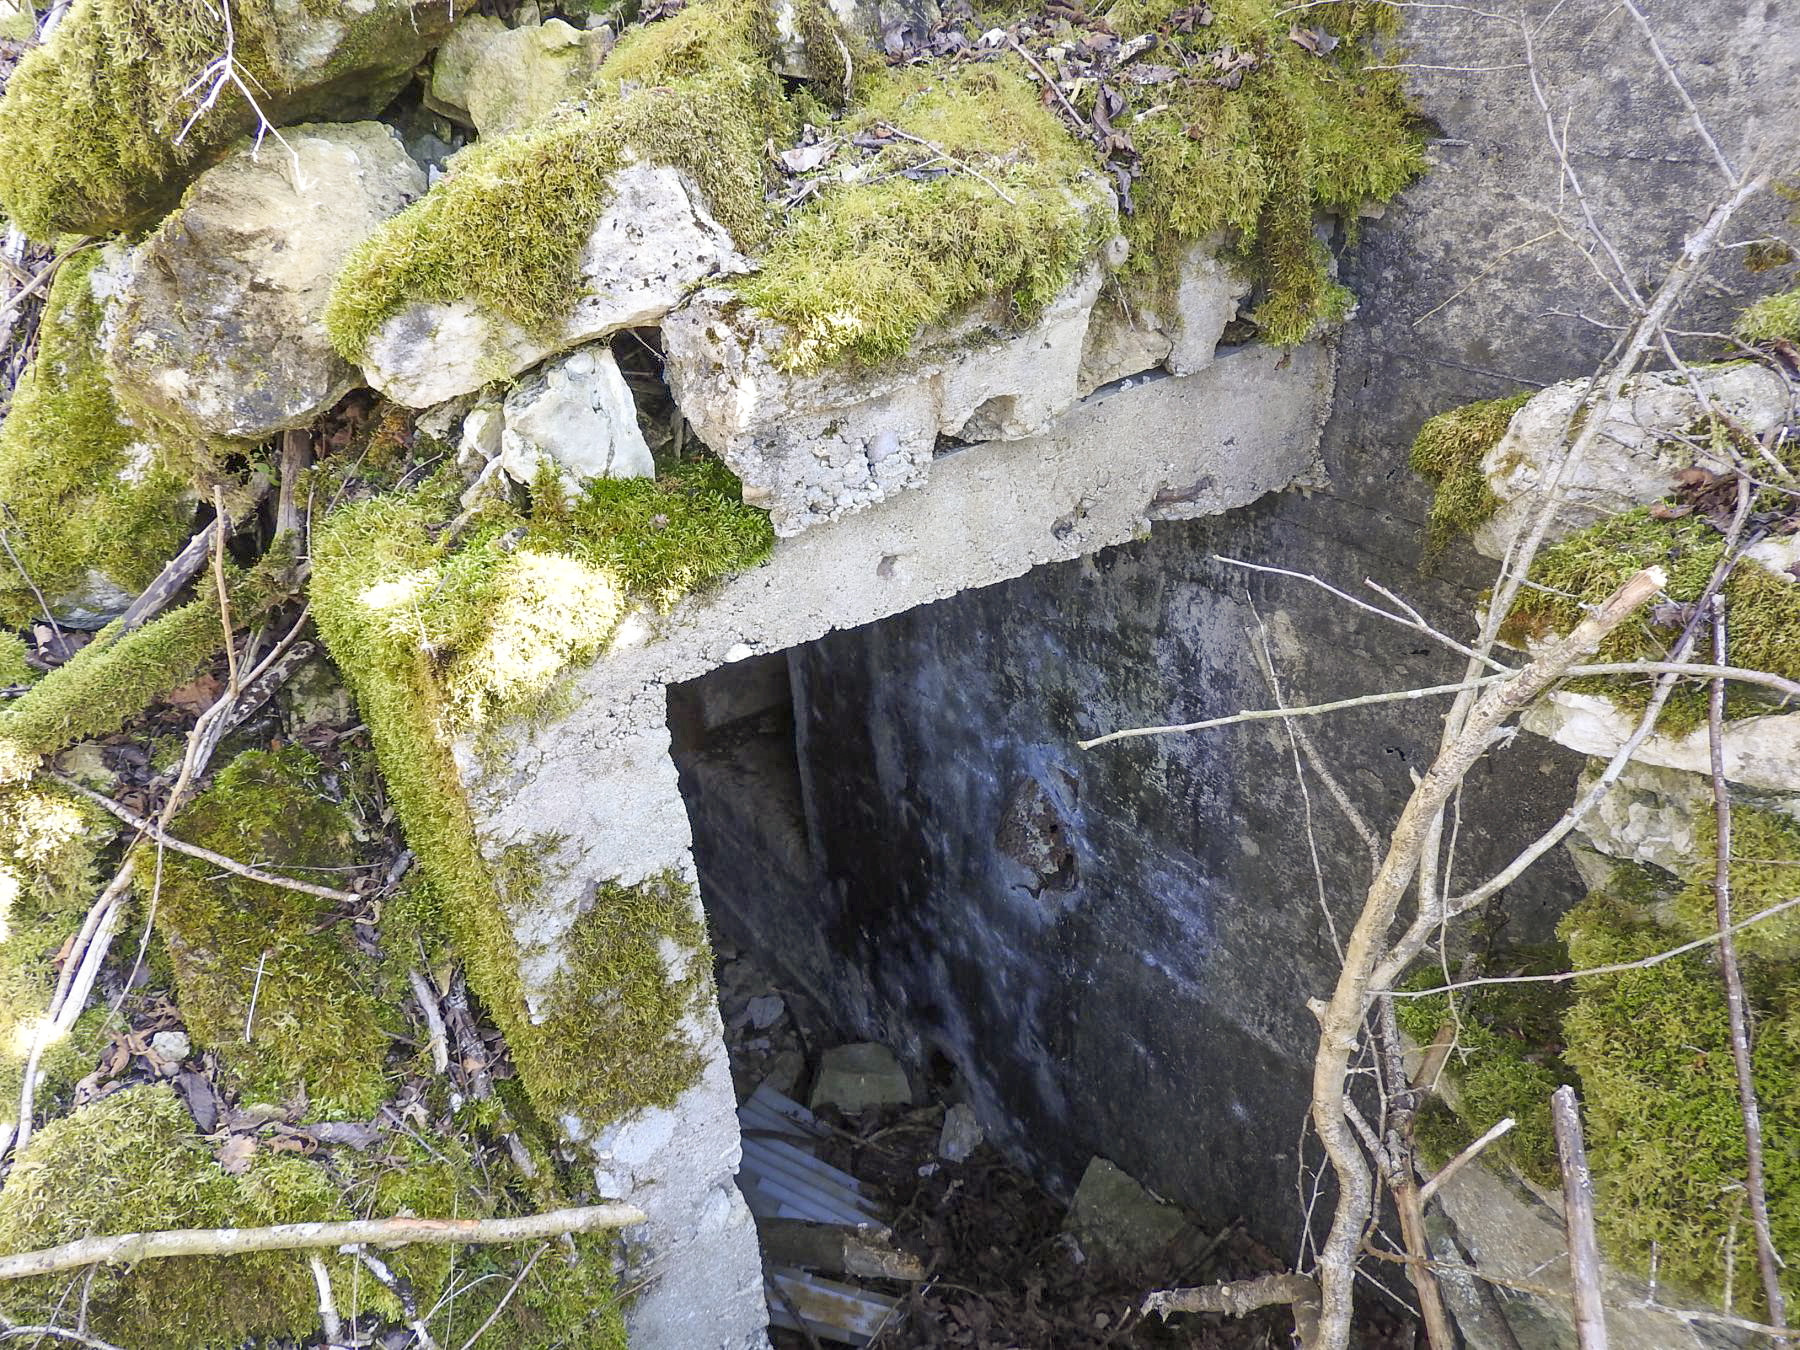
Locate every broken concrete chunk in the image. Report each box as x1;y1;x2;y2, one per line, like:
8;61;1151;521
937;1103;982;1162
663;267;1101;536
810;1043;913;1114
499;344;652;489
1077;237;1251;396
1522;690;1800;794
101;122;426;443
1065;1157;1193;1267
360;160;748;406
1472;362;1790;559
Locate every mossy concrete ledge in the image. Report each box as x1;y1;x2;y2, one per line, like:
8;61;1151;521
445;346;1328;1348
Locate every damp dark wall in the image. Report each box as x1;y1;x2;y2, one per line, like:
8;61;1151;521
672;0;1800;1249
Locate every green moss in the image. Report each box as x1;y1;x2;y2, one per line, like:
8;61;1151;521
326;0;794;361
1408;391;1532;554
157;747;390;1117
737;63;1114;369
1501;499;1800;735
1396;943;1575;1186
0;543;297;782
0;0;435;237
1736;286;1800;343
0;1085;349;1346
1559;882;1800;1314
0;632;35;686
311;461;764;1126
524;865;714;1123
1672;804;1800;961
0;250;191;629
1100;0;1423;345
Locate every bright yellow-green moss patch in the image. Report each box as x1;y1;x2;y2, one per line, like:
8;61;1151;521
0;250;191;629
1408;391;1531;554
739;63;1114;369
326;0;794;361
1502;503;1800;734
0;542;297;781
1396;942;1574;1187
158;747;391;1117
1672;804;1800;960
0;1085;349;1346
1559;876;1800;1315
1737;286;1800;344
0;633;35;686
312;459;767;1126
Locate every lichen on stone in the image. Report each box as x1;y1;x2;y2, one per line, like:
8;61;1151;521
1407;390;1531;554
157;747;392;1117
0;249;191;629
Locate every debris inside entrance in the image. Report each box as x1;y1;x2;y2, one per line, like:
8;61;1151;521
715;943;1417;1348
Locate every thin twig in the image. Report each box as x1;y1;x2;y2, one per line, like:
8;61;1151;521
1417;1116;1514;1204
211;487;238;692
0;521;64;653
454;1242;548;1350
1551;1086;1608;1349
1706;592;1786;1327
309;1254;343;1348
0;1207;646;1283
409;969;452;1077
51;774;363;903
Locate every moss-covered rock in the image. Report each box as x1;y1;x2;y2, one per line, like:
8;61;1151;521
0;0;453;238
1559;876;1800;1315
157;747;391;1117
1737;285;1800;344
0;249;192;630
1407;390;1531;555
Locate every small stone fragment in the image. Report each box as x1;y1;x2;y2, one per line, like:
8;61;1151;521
809;1043;913;1114
150;1030;191;1063
1064;1157;1193;1267
937;1103;983;1162
746;994;786;1030
499;345;654;489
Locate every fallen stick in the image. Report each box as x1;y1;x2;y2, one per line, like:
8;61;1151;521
0;1205;647;1283
1143;1273;1322;1344
1551;1085;1608;1350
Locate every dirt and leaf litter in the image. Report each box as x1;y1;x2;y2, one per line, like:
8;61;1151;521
715;943;1414;1347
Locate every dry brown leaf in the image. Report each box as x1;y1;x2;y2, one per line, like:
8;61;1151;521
218;1134;257;1175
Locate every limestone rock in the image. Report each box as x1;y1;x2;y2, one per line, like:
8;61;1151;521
1472;362;1790;558
429;16;611;137
101;122;425;443
360;160;748;407
1077;238;1251;396
499;345;653;488
0;0;452;237
1570;760;1709;877
663;266;1102;535
1522;690;1800;793
1064;1158;1192;1267
809;1043;912;1113
937;1103;982;1162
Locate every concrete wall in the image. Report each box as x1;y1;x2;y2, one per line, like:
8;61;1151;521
457;342;1333;1349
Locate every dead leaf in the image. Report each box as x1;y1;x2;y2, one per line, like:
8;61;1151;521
778;138;839;174
218;1134;258;1175
166;672;224;715
1648;501;1694;520
1287;23;1340;55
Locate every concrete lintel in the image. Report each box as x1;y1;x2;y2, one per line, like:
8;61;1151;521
455;338;1332;1350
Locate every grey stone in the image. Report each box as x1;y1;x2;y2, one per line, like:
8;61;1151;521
746;993;786;1030
1571;760;1709;877
429;16;611;137
810;1043;912;1113
664;267;1104;536
499;344;653;489
1473;362;1791;559
360;160;747;406
762;1050;805;1098
937;1103;982;1162
1077;236;1251;396
150;1030;191;1062
101;122;425;442
1523;690;1800;794
1064;1158;1191;1267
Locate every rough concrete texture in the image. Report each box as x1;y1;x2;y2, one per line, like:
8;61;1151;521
1473;362;1791;558
664;267;1106;536
360;161;747;406
809;1042;912;1113
101;122;424;442
1077;236;1252;395
426;15;610;136
498;344;653;488
663;5;1798;1348
1523;691;1800;793
456;343;1327;1348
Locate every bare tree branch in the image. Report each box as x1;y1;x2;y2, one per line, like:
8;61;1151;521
1551;1085;1608;1349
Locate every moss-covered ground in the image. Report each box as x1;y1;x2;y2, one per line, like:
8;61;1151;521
0;249;192;630
1407;390;1531;554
